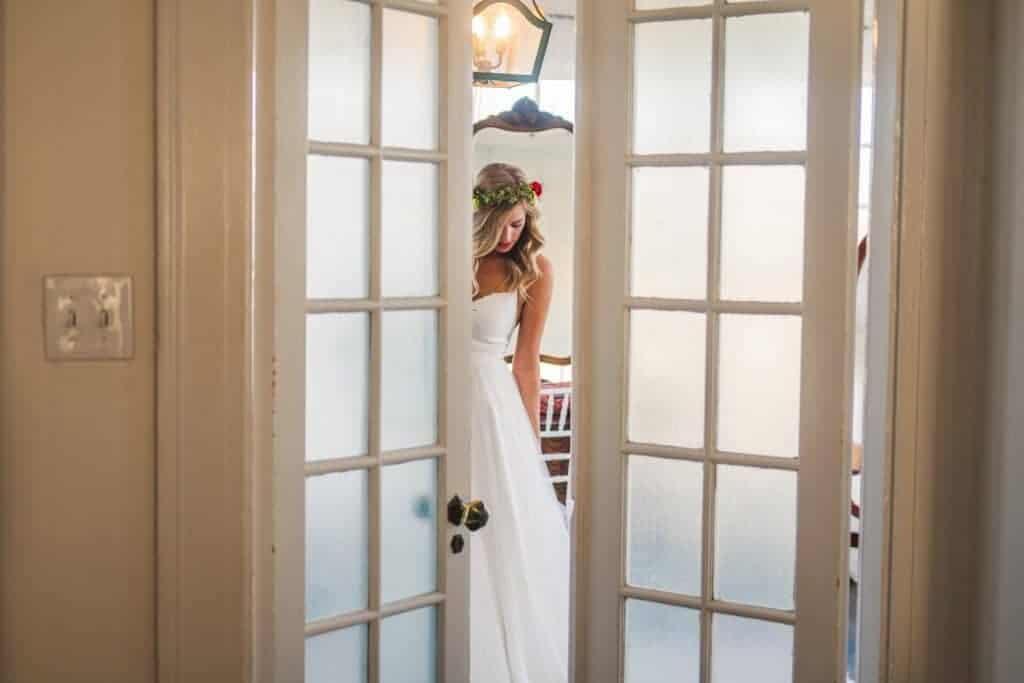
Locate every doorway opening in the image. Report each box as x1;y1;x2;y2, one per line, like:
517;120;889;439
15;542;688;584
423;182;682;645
471;0;577;516
258;0;897;678
469;2;579;677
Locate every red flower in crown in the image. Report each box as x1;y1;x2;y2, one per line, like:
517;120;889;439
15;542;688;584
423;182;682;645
530;181;543;199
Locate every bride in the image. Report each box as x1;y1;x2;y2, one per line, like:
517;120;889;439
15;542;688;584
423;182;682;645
469;162;570;683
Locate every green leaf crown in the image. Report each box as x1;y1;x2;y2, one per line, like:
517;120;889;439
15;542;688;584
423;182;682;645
472;182;538;211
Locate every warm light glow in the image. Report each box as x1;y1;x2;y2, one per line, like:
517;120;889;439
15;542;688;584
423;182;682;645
494;12;511;40
471;0;552;87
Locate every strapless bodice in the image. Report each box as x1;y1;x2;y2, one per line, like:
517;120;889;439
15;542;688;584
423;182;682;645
472;291;518;357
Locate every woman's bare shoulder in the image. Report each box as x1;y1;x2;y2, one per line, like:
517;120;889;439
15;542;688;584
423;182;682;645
527;254;554;301
535;253;554;284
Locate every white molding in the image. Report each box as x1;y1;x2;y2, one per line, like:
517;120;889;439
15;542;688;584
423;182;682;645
856;0;904;680
157;1;255;681
251;0;277;681
568;0;593;677
271;0;308;677
441;1;476;679
569;0;597;677
156;1;182;677
880;1;992;681
795;2;861;681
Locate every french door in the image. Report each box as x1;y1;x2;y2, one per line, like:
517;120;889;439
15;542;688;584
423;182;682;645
272;0;860;680
272;0;474;680
580;0;860;682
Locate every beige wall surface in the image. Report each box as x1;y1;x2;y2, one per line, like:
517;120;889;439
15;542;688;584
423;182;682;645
1;1;156;681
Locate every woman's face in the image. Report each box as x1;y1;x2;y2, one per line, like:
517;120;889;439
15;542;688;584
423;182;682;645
493;203;526;254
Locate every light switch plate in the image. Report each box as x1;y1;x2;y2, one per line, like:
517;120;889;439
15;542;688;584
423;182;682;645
44;275;134;361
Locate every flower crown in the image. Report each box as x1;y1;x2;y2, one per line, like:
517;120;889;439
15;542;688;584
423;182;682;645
473;181;543;211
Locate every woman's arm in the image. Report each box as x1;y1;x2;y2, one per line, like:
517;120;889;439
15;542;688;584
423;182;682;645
512;255;554;440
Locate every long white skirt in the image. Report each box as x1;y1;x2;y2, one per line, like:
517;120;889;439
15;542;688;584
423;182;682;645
469;350;569;683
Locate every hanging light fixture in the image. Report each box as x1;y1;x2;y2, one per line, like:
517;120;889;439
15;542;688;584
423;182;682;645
472;0;553;88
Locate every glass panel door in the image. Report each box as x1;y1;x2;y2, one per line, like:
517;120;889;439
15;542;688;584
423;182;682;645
582;0;861;680
275;0;473;680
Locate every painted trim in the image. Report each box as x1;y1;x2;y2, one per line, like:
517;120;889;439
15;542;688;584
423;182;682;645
156;2;181;677
251;0;277;681
796;2;862;681
569;0;593;677
269;0;307;677
157;1;254;680
881;1;992;681
856;0;904;680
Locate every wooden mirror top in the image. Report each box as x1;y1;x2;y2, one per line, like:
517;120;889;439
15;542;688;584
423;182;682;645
473;96;574;135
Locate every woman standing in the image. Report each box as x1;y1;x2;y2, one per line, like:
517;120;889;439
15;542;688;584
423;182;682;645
469;163;569;683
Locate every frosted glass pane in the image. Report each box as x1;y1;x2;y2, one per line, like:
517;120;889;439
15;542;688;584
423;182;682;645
720;166;805;302
634;20;713;154
382;162;439;297
306;625;368;683
306;314;369;461
381;607;437;683
624;600;700;683
307;156;370;299
628;310;706;448
382;311;438;451
724;13;810;152
626;456;703;596
382;459;437;603
306;471;369;621
631;167;709;299
308;0;370;144
715;465;796;609
712;615;793;683
717;315;801;457
382;10;439;150
636;0;710;9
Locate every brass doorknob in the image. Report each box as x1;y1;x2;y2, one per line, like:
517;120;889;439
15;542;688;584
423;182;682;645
447;495;490;532
464;500;489;531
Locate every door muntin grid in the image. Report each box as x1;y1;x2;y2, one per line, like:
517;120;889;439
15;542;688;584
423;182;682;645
300;0;452;680
622;2;813;682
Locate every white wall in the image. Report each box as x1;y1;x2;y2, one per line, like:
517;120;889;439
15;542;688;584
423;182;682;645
1;1;156;680
474;129;575;359
977;2;1024;681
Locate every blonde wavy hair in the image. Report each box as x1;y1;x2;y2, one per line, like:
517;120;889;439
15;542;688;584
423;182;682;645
472;163;546;301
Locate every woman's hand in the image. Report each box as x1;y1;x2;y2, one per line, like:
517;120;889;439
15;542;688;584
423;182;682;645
512;254;554;441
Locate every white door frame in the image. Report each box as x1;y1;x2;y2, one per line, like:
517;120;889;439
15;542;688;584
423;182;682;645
155;0;971;680
855;0;902;679
156;0;257;680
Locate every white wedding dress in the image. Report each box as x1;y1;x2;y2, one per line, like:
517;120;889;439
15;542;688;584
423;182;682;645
469;291;569;683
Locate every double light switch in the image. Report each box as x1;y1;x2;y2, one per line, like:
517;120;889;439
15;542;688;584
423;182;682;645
44;275;133;361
